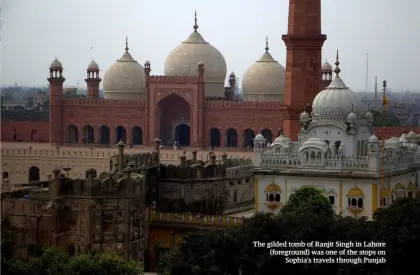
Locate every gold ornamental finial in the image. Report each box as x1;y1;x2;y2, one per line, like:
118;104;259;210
334;49;341;77
193;10;198;32
125;36;129;52
265;36;269;53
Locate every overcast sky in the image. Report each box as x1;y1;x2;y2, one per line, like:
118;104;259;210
1;0;418;91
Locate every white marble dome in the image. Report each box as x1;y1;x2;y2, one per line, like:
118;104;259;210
254;133;266;141
322;60;332;72
87;60;99;70
272;135;291;147
300;138;329;152
164;16;227;93
242;38;285;102
312;56;359;116
50;58;63;69
103;45;146;100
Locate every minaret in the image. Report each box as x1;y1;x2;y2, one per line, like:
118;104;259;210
228;71;236;101
282;0;326;140
48;58;65;144
321;59;333;90
85;60;101;98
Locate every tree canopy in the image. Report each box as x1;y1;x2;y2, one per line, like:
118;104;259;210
165;186;420;275
1;247;143;275
371;109;400;126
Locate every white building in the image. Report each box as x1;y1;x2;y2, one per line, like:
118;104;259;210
253;53;420;219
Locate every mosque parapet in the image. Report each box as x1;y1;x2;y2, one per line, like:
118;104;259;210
148;75;200;82
205;100;288;109
63;98;146;106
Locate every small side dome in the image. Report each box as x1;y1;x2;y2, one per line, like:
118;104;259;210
322;60;333;72
300;138;329;152
364;111;374;122
254;133;266;141
87;60;99;70
368;135;379;142
50;58;63;69
272;135;291;146
407;130;416;138
145;60;150;65
230;71;235;77
347;112;357;123
347;185;364;197
265;182;281;193
300;111;309;123
399;133;407;142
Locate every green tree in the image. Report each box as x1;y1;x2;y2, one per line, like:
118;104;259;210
281;186;334;218
1;247;143;275
371;198;420;275
371;109;400;126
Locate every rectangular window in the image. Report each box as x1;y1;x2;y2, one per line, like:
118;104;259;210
329;196;335;205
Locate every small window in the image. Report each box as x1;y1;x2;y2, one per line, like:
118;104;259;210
275;193;280;202
328;196;335;205
357;198;364;208
3;171;8;180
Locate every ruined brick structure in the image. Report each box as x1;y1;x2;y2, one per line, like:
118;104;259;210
1;140;254;271
1;0;333;146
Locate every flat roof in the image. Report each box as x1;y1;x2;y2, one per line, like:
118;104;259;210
228;209;254;218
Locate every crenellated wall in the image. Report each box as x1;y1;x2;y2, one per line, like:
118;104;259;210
0;147;253;186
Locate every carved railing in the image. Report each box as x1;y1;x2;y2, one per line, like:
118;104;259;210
150;211;244;227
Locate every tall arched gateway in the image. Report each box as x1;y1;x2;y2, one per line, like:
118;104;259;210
157;94;190;145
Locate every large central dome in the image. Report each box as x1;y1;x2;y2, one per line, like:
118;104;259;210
164;12;227;97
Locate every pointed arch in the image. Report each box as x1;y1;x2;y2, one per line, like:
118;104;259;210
29;166;40;182
175;124;190;145
157;94;190;145
99;125;110;144
30;129;38;141
226;128;238;147
68;125;78;143
132;126;143;145
243;129;255;148
261;129;273;143
210;128;221;147
115;126;126;143
82;125;94;144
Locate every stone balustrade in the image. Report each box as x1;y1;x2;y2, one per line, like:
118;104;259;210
151;211;244;227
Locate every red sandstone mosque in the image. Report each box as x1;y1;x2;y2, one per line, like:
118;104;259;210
0;0;410;147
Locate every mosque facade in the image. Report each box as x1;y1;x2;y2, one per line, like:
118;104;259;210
253;54;420;219
1;0;333;147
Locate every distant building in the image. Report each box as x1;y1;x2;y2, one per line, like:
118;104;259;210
24;91;48;109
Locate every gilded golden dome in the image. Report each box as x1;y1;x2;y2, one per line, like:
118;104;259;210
395;183;405;190
347;185;364;197
265;182;281;193
407;182;416;191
